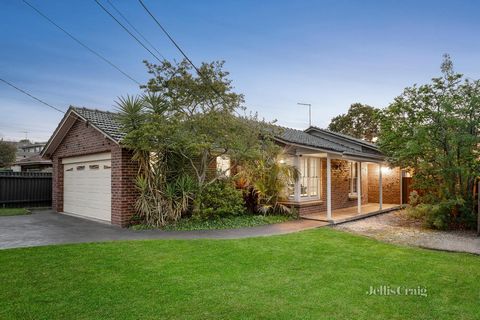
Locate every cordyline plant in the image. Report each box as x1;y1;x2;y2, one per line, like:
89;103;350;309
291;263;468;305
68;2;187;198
378;54;480;229
116;59;279;226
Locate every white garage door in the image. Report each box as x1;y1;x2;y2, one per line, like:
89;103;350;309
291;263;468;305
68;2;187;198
63;152;111;222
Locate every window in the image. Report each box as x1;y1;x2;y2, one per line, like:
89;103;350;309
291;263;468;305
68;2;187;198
350;162;358;195
76;165;85;171
89;165;99;170
300;157;320;199
216;156;231;177
280;157;295;198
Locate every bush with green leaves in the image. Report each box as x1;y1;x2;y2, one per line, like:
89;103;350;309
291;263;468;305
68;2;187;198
194;181;246;219
407;198;476;230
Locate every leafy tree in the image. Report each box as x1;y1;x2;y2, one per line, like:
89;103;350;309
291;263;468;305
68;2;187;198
117;59;274;224
378;54;480;229
327;103;380;142
0;140;16;168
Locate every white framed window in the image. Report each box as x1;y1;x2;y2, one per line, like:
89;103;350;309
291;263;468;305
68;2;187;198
299;157;321;200
216;155;231;177
350;162;358;195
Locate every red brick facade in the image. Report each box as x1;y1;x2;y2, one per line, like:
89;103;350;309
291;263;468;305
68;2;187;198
50;119;138;227
367;164;401;204
284;159;400;215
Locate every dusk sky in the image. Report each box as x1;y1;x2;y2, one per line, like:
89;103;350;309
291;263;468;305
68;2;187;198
1;0;480;142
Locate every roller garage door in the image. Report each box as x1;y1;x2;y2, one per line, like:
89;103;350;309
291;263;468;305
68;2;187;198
63;153;111;222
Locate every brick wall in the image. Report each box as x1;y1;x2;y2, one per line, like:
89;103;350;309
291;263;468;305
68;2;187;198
50;119;138;227
367;164;400;204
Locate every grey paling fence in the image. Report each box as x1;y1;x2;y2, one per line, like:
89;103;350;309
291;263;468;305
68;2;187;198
0;172;52;208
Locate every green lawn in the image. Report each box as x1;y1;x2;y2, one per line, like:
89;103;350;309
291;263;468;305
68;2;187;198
0;228;479;319
0;208;29;216
132;215;294;231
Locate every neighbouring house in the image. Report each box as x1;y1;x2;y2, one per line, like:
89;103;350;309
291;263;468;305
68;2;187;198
42;106;403;227
14;154;52;172
10;141;51;172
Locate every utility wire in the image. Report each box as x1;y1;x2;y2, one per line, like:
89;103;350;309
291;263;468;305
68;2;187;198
105;0;164;59
93;0;165;63
138;0;201;74
22;0;141;86
137;0;241;116
0;77;65;114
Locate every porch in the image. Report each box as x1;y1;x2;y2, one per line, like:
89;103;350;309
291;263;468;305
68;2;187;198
301;203;401;224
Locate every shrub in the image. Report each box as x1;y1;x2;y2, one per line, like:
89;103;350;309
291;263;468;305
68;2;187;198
194;181;246;219
406;198;476;230
408;190;420;207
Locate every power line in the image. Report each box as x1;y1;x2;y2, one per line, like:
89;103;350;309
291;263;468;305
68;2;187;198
22;0;141;86
105;0;164;59
138;0;201;74
137;0;241;116
0;77;65;114
93;0;165;63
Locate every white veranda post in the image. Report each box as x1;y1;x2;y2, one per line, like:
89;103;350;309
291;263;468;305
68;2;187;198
357;162;362;214
379;163;383;210
326;154;332;220
293;156;301;202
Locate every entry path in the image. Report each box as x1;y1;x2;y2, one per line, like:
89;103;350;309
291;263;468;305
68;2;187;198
0;210;328;249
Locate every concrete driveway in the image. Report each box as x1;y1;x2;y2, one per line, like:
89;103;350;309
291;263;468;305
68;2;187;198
0;209;327;249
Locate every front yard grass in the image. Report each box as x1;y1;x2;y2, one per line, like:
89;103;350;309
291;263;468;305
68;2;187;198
132;214;294;231
0;228;479;319
0;208;29;216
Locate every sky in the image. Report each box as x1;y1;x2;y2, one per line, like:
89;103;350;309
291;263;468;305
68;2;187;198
1;0;480;142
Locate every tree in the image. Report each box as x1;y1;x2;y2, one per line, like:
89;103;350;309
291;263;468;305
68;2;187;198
378;54;480;230
117;59;274;225
0;140;16;168
327;103;380;142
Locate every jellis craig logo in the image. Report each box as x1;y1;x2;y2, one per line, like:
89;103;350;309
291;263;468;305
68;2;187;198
366;285;428;297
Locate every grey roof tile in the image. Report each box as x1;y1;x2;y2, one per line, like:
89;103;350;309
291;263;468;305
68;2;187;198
72;107;125;142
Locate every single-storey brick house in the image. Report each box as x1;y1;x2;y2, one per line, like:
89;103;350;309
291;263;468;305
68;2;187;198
42;106;403;227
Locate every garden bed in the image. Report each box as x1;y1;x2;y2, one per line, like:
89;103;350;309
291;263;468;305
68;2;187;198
132;215;295;231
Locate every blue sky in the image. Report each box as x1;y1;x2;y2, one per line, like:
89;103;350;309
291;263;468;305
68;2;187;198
1;0;480;141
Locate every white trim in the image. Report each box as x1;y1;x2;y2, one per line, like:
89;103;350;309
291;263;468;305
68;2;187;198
41;109;76;157
62;152;111;164
326;154;332;220
379;164;383;210
357;161;362;214
293;155;301;202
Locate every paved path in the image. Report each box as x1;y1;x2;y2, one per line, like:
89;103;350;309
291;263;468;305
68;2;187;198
0;210;328;249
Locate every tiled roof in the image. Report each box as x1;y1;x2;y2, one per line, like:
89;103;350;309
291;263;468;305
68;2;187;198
72;107;125;142
306;126;378;148
277;127;348;153
69;107;383;159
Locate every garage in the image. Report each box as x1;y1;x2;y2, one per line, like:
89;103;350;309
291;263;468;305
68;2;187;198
63;152;111;222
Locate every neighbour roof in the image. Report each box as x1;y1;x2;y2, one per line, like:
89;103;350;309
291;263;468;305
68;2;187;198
43;106;384;161
15;154;52;166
